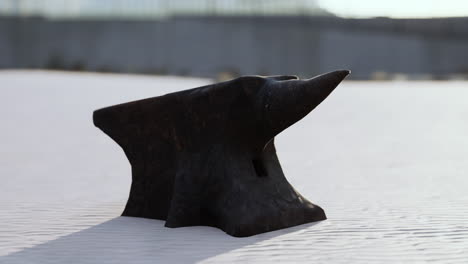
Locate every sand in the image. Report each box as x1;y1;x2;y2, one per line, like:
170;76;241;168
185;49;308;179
1;70;467;263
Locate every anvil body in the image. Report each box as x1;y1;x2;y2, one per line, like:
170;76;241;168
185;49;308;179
94;70;349;237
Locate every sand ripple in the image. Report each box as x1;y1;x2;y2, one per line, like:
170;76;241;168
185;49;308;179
1;71;468;263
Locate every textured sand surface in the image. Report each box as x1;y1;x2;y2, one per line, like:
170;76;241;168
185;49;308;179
1;70;468;263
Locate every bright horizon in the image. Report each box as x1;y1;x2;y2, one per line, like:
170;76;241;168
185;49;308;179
319;0;468;18
1;0;468;18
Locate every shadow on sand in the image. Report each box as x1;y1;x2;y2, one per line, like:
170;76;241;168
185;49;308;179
2;216;318;263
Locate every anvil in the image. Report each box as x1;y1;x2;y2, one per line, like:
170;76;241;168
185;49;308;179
93;70;350;237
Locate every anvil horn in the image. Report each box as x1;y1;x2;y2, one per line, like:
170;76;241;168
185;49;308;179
261;70;350;139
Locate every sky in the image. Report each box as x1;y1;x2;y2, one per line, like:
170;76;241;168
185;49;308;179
1;0;468;18
319;0;468;18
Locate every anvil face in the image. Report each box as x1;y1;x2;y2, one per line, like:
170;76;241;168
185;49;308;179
93;70;350;237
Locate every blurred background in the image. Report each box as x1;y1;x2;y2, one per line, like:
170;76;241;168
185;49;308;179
1;0;468;80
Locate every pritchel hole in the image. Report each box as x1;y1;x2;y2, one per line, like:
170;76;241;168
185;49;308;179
252;159;268;177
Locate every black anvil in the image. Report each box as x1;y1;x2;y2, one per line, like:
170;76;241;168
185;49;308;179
93;70;350;237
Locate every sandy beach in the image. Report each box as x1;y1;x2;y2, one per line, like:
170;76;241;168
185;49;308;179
1;70;467;263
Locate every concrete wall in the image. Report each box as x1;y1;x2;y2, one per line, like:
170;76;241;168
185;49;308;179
1;16;468;79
